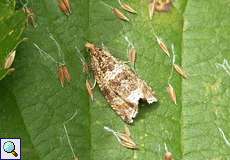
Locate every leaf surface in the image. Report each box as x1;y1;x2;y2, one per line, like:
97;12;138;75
0;0;26;80
0;0;230;160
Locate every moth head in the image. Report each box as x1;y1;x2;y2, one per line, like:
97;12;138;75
85;42;96;55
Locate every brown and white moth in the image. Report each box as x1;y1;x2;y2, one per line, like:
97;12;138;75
85;43;157;123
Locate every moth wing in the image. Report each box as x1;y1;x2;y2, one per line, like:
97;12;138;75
101;84;138;123
107;64;157;106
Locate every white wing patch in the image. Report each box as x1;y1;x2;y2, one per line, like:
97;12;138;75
104;64;125;80
127;88;144;105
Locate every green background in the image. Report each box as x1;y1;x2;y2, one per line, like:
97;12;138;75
0;0;230;159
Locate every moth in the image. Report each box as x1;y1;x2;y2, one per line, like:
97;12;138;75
85;43;157;123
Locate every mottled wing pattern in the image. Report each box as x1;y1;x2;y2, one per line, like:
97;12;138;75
101;84;138;123
86;43;157;123
104;62;157;105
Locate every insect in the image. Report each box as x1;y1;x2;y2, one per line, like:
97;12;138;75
85;43;157;123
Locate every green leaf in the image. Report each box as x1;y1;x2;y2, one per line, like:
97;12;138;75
0;0;26;80
0;0;230;160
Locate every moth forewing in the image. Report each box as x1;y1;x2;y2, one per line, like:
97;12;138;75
167;83;177;104
121;3;137;14
173;64;188;79
112;8;129;22
86;43;157;123
4;50;16;69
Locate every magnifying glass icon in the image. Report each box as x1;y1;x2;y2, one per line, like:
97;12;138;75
3;141;18;157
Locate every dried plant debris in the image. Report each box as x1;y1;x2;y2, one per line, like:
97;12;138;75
101;1;130;22
149;0;156;19
75;46;89;73
104;126;138;149
33;32;71;87
58;64;71;87
155;0;172;12
154;34;170;57
164;151;174;160
118;0;137;14
121;3;137;14
166;83;176;105
128;47;137;66
23;7;37;28
86;79;95;101
112;8;129;22
85;42;157;123
59;0;71;16
173;64;188;79
124;36;136;68
4;50;16;69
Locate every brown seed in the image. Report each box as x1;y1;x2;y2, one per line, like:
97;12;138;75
117;132;138;149
62;65;71;82
112;8;129;22
104;126;138;149
4;50;16;69
167;83;177;104
164;151;173;160
121;3;137;14
128;48;136;66
155;36;170;57
149;0;155;19
173;64;188;79
86;80;94;101
58;65;65;87
63;0;71;13
59;0;71;16
26;8;37;28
